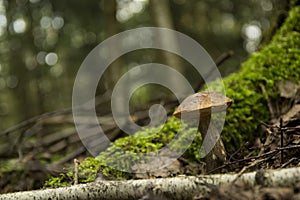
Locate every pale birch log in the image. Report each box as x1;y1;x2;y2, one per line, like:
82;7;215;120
1;167;299;200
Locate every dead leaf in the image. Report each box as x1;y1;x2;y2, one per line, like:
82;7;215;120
279;80;300;98
132;156;182;179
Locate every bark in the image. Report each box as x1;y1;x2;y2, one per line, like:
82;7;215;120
1;167;300;200
149;0;180;68
103;0;122;88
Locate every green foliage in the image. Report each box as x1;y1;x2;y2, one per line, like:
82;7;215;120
207;5;300;152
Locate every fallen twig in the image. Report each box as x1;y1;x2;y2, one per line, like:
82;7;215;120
74;159;79;185
208;145;300;173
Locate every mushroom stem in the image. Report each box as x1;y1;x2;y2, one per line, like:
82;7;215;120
198;114;226;173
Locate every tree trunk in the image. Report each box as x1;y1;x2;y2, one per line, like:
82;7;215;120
149;0;186;95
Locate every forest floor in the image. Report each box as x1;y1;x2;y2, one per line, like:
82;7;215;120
1;83;300;200
198;95;300;199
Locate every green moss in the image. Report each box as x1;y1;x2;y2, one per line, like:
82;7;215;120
77;157;101;183
96;117;201;179
207;5;300;152
44;157;101;188
44;174;69;188
44;117;201;187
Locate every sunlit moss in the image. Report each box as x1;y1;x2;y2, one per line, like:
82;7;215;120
43;174;69;188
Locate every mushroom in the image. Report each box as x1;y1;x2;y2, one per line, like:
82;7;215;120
173;91;232;173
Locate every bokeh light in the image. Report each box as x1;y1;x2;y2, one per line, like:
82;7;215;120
12;18;26;34
45;52;58;66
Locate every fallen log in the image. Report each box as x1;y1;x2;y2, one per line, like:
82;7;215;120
0;167;299;200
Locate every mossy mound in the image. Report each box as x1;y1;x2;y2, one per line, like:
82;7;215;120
44;117;201;187
209;5;300;152
96;117;200;178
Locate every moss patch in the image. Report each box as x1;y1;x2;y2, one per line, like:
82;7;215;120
95;117;201;178
44;157;101;187
44;117;201;187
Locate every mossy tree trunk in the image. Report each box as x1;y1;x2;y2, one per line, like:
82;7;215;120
208;0;300;152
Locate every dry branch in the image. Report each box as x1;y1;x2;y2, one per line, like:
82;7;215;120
1;167;299;200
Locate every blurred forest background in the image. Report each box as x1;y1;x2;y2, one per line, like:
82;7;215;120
0;0;291;193
0;0;287;131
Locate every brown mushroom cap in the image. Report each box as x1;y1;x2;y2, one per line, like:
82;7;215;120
173;91;232;118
